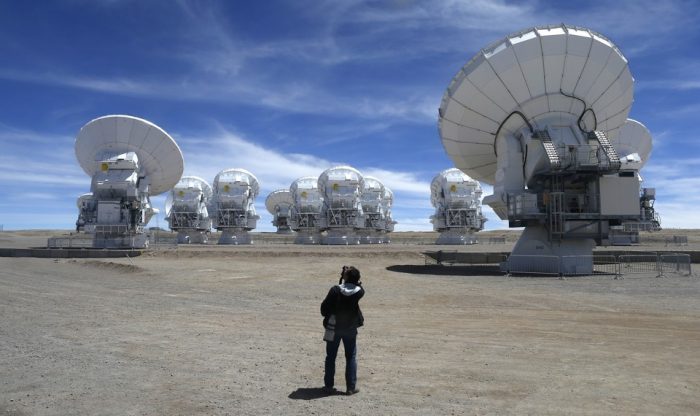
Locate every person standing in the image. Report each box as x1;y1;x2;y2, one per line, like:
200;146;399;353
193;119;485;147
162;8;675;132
321;266;364;395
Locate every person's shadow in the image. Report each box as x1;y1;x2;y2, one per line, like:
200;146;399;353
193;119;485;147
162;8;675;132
288;387;342;400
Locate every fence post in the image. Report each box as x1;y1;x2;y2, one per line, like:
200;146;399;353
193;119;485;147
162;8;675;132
558;255;564;279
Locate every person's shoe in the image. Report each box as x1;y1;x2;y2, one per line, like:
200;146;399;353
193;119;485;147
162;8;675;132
322;386;337;395
346;387;360;395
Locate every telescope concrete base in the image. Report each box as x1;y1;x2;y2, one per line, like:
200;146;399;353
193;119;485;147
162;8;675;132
609;226;640;246
504;226;595;275
218;230;253;245
176;231;209;244
435;230;478;245
293;232;321;244
47;233;150;249
358;231;384;244
323;230;360;245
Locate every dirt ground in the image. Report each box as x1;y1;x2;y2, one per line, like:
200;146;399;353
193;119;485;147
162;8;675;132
1;232;699;415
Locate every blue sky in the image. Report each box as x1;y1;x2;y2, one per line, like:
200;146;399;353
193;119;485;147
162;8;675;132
1;0;699;231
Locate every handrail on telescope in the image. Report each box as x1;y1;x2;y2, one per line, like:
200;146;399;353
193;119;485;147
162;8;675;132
493;111;534;157
559;89;598;133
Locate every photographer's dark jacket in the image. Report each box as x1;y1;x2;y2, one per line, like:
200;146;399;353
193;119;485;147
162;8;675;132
321;283;365;331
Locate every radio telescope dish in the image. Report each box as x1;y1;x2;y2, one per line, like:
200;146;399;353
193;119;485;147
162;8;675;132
76;192;93;209
609;119;652;170
75;193;96;232
439;25;648;274
439;25;633;185
289;176;324;244
75;114;183;195
382;186;396;243
265;189;294;234
318;165;365;245
165;176;213;244
358;176;387;244
607;119;658;244
67;115;183;249
430;168;486;244
211;168;260;245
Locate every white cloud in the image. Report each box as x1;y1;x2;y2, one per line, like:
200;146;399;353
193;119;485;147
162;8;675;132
9;192;62;201
636;57;700;92
349;0;532;30
654;201;700;228
393;217;433;232
180;127;434;197
0;68;436;123
0;213;78;230
482;207;510;230
388;196;432;210
0;128;86;188
0;160;85;184
361;168;431;195
332;0;696;61
182;131;328;192
640;158;700;228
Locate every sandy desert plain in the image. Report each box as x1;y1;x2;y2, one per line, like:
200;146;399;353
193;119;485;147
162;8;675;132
1;229;699;415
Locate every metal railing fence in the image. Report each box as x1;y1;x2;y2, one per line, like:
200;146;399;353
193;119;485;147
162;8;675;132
501;252;692;278
664;236;688;246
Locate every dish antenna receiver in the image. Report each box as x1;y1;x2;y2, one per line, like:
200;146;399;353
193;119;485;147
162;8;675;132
439;24;646;274
382;187;396;243
289;176;324;244
430;168;487;244
610;119;652;171
75;193;96;231
607;119;660;244
211;168;260;245
73;115;183;248
165;176;213;244
265;189;294;234
358;176;387;244
318;165;364;245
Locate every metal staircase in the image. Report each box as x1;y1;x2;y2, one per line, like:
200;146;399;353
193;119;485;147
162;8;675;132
589;130;621;171
534;130;561;170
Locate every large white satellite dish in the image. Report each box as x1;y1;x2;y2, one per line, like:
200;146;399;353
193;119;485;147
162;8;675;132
289;176;324;244
358;176;387;244
211;168;260;245
69;115;183;249
430;168;486;244
439;25;650;274
610;119;652;170
382;187;396;242
165;176;213;244
318;165;365;245
439;25;632;185
265;189;294;234
76;192;93;209
607;119;659;244
75;114;183;195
